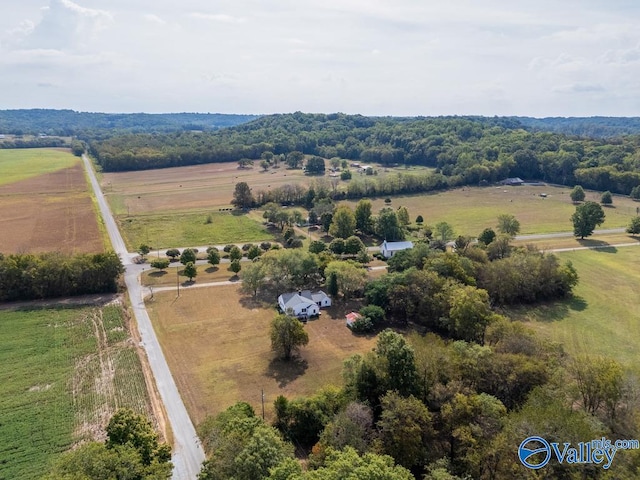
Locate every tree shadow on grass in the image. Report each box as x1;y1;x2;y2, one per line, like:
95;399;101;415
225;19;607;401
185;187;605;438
509;295;588;323
266;357;308;388
148;270;168;277
577;238;617;253
205;266;219;273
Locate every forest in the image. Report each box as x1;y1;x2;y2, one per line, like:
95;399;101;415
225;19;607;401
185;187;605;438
86;113;640;197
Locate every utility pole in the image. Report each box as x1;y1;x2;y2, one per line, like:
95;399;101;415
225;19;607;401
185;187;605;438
176;266;180;296
261;389;265;420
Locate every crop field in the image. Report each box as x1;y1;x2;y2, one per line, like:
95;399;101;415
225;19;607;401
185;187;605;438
0;305;153;479
508;247;640;373
342;185;639;237
0;149;104;253
146;285;376;425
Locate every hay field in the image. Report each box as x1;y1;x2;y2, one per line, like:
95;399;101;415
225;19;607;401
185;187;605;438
101;163;309;215
0;150;104;253
0;148;77;186
341;185;639;236
146;285;376;425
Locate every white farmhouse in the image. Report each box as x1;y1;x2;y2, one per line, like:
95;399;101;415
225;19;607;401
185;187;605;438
278;290;332;318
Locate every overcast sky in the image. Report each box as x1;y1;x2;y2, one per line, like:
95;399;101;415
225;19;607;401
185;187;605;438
1;0;640;117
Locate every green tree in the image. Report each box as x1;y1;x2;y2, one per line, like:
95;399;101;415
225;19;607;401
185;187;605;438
329;205;356;239
354;199;373;234
138;244;151;259
247;244;262;260
207;249;220;267
415;215;424;224
571;355;624;419
630;185;640;200
180;248;197;265
434;221;455;243
229;245;243;261
166;248;180;261
305;156;326;174
377;392;433;470
260;159;270;171
324;261;367;300
496;214;520;237
477;227;496;246
376;208;405;241
601;190;613;205
396;206;410;227
270;314;309;360
627;216;640;234
375;329;420;396
183;262;197;281
327;271;339;297
106;408;172;468
150;258;170;271
344;235;365;255
570;184;585;202
448;285;494;343
300;447;413;480
232;181;255;209
240;261;267;297
229;259;242;276
571;201;605;239
309;240;327;254
286;151;304;168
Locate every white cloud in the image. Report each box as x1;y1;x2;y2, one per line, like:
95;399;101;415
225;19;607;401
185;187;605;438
143;14;166;26
187;13;246;23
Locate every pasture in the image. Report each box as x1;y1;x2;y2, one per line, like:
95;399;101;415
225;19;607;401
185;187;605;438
146;285;376;425
118;210;276;250
342;185;639;237
508;247;640;373
0;149;104;253
0;305;152;479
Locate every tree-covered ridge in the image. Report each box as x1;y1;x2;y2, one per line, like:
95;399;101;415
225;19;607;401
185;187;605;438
515;116;640;138
89;113;640;197
0;109;258;136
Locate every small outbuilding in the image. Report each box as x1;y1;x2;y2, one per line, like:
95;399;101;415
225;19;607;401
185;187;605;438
380;240;414;259
345;312;362;328
500;177;524;186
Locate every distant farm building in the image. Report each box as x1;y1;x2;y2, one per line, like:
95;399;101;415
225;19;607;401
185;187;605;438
500;177;524;186
345;312;362;328
380;240;414;259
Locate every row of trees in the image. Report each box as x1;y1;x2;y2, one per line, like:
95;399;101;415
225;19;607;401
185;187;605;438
0;251;123;301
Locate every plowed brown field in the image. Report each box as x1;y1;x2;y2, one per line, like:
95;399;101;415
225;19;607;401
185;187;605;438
0;162;104;253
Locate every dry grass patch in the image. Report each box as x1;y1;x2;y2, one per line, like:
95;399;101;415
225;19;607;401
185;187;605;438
147;285;376;425
0;160;104;253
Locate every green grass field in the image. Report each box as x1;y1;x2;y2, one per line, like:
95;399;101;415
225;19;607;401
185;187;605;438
508;247;640;373
341;185;638;236
118;211;277;250
0;148;78;186
0;306;151;479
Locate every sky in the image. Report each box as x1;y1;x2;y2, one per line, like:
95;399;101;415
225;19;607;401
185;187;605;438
1;0;640;117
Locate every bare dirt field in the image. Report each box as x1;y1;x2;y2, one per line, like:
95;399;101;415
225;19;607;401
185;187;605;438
0;162;104;253
146;285;376;425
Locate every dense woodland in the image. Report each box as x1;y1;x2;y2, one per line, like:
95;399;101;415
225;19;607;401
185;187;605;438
196;241;640;479
86;113;640;198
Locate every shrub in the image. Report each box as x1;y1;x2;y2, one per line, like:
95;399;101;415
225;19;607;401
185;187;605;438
242;243;253;251
166;248;180;260
349;317;374;333
223;244;234;252
260;241;272;251
206;246;219;253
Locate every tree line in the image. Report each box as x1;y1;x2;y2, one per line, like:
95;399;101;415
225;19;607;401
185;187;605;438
88;112;640;198
0;251;123;301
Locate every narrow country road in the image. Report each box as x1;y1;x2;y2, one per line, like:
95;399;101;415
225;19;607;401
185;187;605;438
82;155;205;480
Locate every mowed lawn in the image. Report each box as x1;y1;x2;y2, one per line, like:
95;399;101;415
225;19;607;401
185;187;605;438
147;285;376;425
342;185;639;236
118;211;277;250
0;148;77;186
0;306;152;479
508;247;640;373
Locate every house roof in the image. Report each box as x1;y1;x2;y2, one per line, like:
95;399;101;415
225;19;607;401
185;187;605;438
279;290;329;311
345;312;362;325
381;240;414;251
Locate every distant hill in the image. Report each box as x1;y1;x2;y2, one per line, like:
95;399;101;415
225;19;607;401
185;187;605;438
514;116;640;138
0;109;260;136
